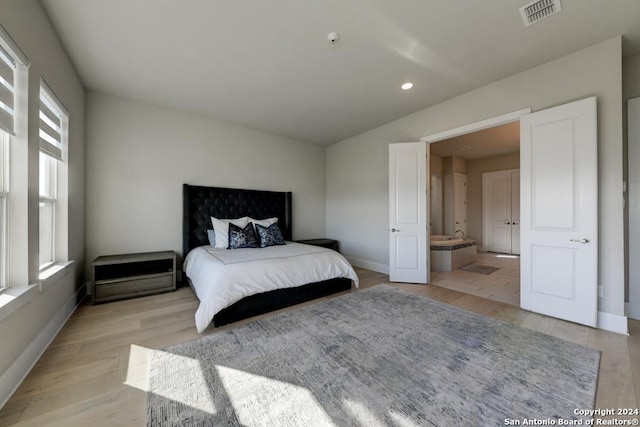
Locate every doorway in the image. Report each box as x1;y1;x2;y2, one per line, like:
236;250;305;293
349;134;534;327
408;97;598;328
428;121;521;306
391;99;598;327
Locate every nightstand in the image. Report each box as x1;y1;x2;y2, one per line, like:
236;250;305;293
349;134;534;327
295;239;339;252
91;251;177;303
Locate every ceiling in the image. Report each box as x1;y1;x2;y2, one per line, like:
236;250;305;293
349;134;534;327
430;122;520;161
40;0;640;146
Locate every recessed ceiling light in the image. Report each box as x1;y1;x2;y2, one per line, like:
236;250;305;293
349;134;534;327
401;82;413;90
457;145;471;151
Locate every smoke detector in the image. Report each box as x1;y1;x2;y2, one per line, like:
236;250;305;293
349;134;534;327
519;0;562;27
327;32;340;47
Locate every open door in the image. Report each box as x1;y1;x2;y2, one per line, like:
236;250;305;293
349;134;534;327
389;142;429;284
520;97;598;327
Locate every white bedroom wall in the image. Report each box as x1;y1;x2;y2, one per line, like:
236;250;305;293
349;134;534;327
327;36;624;319
0;0;85;398
85;91;326;270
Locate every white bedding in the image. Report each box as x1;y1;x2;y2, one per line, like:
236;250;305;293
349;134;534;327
184;242;359;332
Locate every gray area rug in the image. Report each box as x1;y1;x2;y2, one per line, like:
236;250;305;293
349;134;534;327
147;285;600;426
460;264;500;274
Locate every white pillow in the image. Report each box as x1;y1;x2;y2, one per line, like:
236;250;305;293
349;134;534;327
211;216;250;249
249;217;278;229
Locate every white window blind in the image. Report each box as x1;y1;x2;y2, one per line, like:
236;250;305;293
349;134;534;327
39;83;66;161
0;24;29;137
38;82;67;269
0;44;15;135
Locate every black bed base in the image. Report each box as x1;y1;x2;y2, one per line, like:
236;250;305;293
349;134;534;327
183;184;353;329
212;278;352;327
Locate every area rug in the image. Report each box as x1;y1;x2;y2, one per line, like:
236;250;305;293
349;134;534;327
459;263;500;274
147;285;600;426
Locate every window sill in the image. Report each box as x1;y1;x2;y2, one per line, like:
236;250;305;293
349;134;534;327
0;261;75;322
39;260;74;291
0;283;39;323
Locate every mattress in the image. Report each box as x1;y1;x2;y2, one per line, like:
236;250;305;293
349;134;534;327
184;242;359;332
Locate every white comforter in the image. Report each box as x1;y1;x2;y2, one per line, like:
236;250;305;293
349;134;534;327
184;242;359;332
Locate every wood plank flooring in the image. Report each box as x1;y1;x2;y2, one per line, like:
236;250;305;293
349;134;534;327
0;267;637;426
430;252;520;306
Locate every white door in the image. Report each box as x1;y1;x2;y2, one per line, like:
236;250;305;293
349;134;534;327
629;97;640;320
511;171;521;255
483;169;520;254
483;170;513;253
389;142;429;283
520;97;598;327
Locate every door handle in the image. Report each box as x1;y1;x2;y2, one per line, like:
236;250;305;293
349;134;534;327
569;238;590;244
512;222;519;225
390;228;401;232
504;222;511;225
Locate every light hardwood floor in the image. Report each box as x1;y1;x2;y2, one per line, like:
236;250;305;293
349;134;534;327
430;252;520;306
0;267;637;426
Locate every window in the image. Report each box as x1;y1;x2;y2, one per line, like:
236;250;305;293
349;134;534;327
39;82;67;270
0;43;14;288
0;24;29;293
39;152;56;268
0;130;8;290
0;33;22;290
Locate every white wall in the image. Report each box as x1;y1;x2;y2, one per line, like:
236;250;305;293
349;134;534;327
85;92;326;269
327;37;624;317
0;0;85;388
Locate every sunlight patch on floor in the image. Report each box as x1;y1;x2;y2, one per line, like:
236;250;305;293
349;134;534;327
216;365;336;425
343;398;383;425
390;410;423;427
144;349;218;415
124;344;150;392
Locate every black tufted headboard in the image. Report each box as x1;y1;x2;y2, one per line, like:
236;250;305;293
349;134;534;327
182;184;292;257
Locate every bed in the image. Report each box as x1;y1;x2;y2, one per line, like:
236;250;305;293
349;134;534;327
182;184;359;332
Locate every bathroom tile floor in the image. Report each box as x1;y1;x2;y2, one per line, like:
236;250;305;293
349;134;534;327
430;251;520;306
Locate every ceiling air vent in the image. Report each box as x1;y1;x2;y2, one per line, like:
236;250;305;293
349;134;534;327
519;0;562;27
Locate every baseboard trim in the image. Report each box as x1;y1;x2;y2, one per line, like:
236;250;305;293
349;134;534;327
345;257;630;335
625;302;640;321
345;256;389;275
597;310;628;335
0;282;87;409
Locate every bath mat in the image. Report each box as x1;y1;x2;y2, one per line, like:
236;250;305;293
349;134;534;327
147;284;599;426
459;263;499;274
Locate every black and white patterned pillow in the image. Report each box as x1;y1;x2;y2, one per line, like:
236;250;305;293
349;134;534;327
256;222;285;248
228;222;259;249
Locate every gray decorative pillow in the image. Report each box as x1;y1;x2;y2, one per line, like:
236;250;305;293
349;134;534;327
256;222;285;248
207;229;216;246
228;222;259;249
